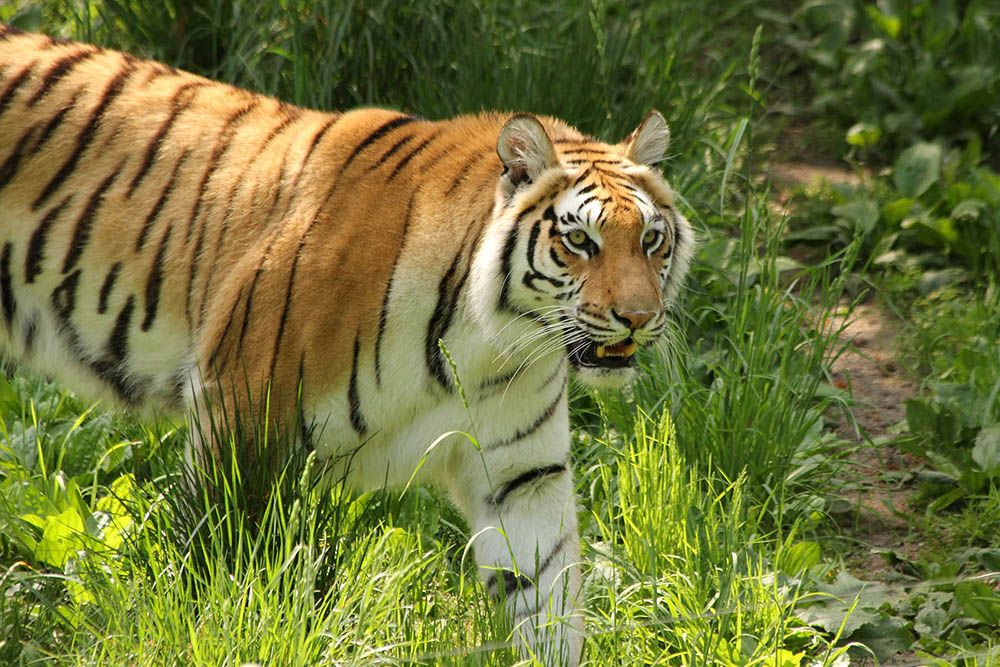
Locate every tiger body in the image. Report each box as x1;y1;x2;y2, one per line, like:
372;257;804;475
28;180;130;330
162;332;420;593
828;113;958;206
0;26;694;664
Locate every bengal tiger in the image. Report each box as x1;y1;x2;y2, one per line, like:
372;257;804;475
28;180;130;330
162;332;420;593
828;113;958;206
0;25;694;664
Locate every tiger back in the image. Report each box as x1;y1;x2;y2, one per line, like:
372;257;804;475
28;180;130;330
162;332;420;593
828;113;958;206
0;24;694;665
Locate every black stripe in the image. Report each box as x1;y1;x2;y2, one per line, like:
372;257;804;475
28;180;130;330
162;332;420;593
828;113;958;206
348;335;367;435
42;34;73;49
387;132;439;181
0;61;34;117
424;219;479;392
486;535;568;598
425;250;462;390
0;124;36;194
34;89;81;152
97;262;121;314
136;149;189;251
339;115;415;175
592;166;633;184
238;250;269;349
33;61;134;211
90;294;141;406
268;236;307;382
549;246;567;269
142;224;172;331
296;118;417;246
525;220;543;272
62;160;126;274
488;463;566;507
300;414;314;452
576;182;598;195
25;195;72;283
497;223;519;313
374;192;414;387
672;219;683;256
182;100;257;243
194;118;270;327
497;205;540;313
206;284;246;369
268;115;339;223
445;153;486;196
539;358;567;390
127;82;202;197
294;115;337;178
257;110;297;152
486;383;565;450
1;242;15;327
418;142;458;174
0;24;25;40
487;570;533;601
51;268;81;320
523;271;565;292
107;294;135;361
26;49;97;107
369;134;414;170
476;367;519;397
572;169;592;187
23;314;37;354
182;102;259;324
560;148;608;156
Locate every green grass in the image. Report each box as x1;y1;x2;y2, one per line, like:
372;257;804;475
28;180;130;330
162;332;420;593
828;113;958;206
2;0;1000;664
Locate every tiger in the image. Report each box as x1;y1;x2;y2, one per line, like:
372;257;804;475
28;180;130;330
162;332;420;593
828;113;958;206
0;24;694;665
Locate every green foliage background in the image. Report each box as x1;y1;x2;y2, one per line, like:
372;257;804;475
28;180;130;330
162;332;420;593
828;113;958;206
1;0;998;665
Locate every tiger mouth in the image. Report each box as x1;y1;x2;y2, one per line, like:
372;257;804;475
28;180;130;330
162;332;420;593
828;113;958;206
569;338;638;369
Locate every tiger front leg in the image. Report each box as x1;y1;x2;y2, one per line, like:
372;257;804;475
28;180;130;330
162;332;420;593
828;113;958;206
450;406;584;665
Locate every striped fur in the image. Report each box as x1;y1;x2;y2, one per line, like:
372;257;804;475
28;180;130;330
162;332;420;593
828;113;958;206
0;26;695;665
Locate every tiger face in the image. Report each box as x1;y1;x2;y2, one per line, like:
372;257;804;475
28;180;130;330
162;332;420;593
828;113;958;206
474;111;694;389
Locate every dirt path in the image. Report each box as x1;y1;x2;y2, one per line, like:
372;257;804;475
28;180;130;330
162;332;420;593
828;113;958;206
828;302;921;569
772;162;925;666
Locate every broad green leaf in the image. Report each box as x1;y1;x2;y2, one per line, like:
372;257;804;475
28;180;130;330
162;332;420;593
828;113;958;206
972;424;1000;475
35;506;85;568
881;198;915;225
955;582;1000;626
846;123;880;148
930;217;958;244
831;198;879;234
847;612;912;663
951;199;985;222
893;142;942;198
914;603;949;639
959;136;982;172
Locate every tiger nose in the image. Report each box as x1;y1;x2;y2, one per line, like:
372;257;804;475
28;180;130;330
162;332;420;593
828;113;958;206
611;309;655;330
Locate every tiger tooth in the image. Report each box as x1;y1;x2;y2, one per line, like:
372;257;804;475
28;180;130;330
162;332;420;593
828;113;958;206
622;342;637;357
596;344;608;359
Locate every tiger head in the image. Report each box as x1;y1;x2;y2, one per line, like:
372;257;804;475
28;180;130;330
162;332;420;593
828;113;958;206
470;111;695;389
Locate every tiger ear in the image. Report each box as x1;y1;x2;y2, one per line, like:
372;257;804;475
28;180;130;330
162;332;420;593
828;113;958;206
497;114;559;195
621;110;670;167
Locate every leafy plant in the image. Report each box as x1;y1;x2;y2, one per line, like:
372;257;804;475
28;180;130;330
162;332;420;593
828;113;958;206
769;0;1000;163
897;286;1000;509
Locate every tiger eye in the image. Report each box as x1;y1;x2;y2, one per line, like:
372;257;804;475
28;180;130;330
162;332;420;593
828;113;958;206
642;229;660;248
567;229;588;247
